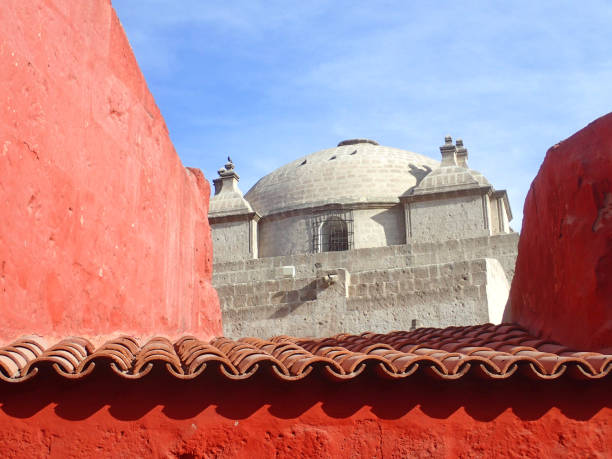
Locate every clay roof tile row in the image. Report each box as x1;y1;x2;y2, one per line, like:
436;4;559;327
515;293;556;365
0;324;609;384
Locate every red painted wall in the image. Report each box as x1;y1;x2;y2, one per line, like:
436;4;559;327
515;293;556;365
0;370;609;458
0;1;221;341
508;113;612;352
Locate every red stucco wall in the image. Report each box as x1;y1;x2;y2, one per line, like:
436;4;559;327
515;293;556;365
0;1;221;341
0;371;609;458
508;113;612;352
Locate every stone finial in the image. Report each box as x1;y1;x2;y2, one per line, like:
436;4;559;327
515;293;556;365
439;135;458;167
218;155;239;179
214;155;240;195
456;139;469;168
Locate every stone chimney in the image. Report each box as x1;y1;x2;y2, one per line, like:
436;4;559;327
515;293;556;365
456;139;469;168
439;135;458;167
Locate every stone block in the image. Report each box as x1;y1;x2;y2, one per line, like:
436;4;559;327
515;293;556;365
235;284;253;296
263;280;280;293
216;285;235;297
353;284;369;297
222;296;234;308
470;272;487;286
277;265;296;278
278;279;294;291
399;279;415;293
385;282;400;294
368;282;385;297
253;292;270;306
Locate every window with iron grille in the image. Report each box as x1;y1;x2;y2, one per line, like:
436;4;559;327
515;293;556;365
311;210;354;253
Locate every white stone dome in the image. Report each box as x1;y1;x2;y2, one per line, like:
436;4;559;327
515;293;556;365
245;139;440;216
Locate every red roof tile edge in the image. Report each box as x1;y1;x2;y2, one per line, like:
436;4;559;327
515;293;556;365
0;324;609;383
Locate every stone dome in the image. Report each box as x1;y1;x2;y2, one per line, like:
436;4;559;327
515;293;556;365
245;140;440;216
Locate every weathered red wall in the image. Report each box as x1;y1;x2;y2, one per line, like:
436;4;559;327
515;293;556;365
0;370;609;458
0;0;221;341
508;113;612;352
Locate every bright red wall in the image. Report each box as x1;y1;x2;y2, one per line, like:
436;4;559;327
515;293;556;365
0;370;609;458
0;1;221;340
508;113;612;352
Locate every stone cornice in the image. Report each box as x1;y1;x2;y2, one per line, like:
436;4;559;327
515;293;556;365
400;185;493;203
209;211;260;224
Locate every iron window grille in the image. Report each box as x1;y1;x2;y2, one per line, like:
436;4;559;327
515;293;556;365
311;210;354;253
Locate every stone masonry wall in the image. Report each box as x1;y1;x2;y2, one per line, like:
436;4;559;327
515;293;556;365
258;213;312;257
216;233;518;338
214;233;518;284
353;206;405;248
408;194;491;242
211;219;252;263
221;258;508;338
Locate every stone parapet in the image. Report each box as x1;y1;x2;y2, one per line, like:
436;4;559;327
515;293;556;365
220;257;511;338
215;232;517;338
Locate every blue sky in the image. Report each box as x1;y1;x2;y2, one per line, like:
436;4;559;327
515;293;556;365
112;1;612;229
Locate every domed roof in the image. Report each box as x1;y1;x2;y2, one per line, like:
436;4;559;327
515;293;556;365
245;139;440;216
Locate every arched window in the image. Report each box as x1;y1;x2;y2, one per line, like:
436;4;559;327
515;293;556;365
311;211;353;253
320;217;348;252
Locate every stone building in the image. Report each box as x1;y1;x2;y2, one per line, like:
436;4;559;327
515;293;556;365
210;137;518;338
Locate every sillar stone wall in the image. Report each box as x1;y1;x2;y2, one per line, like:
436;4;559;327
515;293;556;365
258;213;312;257
353;206;406;248
256;204;407;258
211;218;253;263
407;193;491;242
214;233;518;338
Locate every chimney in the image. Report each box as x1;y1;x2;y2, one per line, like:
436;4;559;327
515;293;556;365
455;139;469;168
439;135;458;167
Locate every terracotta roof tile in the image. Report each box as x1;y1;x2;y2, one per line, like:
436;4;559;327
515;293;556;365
0;324;609;383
